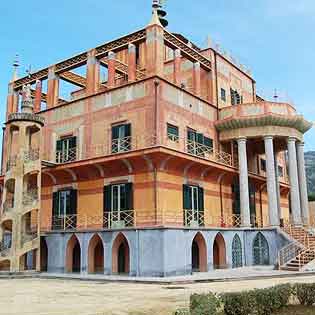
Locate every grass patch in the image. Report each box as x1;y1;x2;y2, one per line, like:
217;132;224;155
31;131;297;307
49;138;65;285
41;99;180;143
273;305;315;314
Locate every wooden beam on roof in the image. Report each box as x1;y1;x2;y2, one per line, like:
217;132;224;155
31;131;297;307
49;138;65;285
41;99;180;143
163;30;212;71
13;29;146;89
30;89;67;105
59;71;87;88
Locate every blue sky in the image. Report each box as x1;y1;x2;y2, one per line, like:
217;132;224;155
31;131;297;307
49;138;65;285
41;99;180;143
0;0;314;150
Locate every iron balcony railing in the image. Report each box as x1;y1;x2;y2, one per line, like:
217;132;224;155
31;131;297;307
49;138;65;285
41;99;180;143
6;155;17;171
111;136;132;154
22;188;39;206
24;148;40;163
3;199;14;213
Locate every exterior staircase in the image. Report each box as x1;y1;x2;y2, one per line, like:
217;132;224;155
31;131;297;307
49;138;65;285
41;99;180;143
279;226;315;271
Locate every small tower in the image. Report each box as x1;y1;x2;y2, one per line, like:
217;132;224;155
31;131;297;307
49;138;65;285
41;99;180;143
0;84;44;272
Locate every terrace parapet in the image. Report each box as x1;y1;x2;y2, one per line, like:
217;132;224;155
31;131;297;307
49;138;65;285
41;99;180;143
215;102;312;142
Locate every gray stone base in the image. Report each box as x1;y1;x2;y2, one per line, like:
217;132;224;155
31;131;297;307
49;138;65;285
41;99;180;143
43;227;289;277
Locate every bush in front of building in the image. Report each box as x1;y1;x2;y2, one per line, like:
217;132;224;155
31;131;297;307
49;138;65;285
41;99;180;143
252;284;292;315
294;283;315;306
190;292;221;315
220;291;256;315
174;308;190;315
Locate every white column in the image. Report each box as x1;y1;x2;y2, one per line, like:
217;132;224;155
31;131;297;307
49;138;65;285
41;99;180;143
287;137;302;226
264;136;279;226
274;152;282;222
297;142;309;225
237;138;251;227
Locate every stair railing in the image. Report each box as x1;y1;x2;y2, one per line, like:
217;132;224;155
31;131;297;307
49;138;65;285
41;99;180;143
278;241;303;268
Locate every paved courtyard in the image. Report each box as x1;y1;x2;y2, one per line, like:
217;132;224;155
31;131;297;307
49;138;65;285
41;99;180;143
2;274;315;315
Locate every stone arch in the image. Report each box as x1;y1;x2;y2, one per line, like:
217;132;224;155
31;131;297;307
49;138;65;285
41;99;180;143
40;237;48;272
65;234;81;273
112;233;130;274
232;234;243;268
191;232;207;272
213;233;226;269
253;232;270;265
88;234;104;274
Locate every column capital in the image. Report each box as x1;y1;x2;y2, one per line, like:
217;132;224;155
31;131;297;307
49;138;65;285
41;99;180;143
263;135;273;141
108;51;116;60
288;137;297;144
237;137;247;143
48;66;57;80
296;141;305;148
194;62;201;69
175;49;181;58
128;44;136;53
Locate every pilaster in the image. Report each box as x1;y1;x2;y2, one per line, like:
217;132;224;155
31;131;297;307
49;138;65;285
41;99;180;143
47;66;59;108
174;49;181;85
86;49;100;95
107;51;116;88
128;44;137;82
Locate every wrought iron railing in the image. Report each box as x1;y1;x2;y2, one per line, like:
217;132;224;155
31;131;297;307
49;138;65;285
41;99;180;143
56;147;77;163
24;148;40;162
21;230;38;245
22;188;39;206
106;210;135;228
278;241;303;267
6;155;17;171
3;199;14;213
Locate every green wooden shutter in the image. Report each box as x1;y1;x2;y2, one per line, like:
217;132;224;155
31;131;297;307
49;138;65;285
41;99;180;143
104;185;112;212
187;130;195;141
56;139;62;151
52;192;59;216
198;187;204;211
125;183;133;210
69;189;77;215
69;136;77;149
112;126;120;140
204;137;213;149
124;124;131;137
196;133;204;145
183;185;191;210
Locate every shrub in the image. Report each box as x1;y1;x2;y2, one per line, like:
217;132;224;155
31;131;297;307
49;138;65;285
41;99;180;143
174;308;190;315
294;283;315;306
190;292;220;315
253;284;292;315
220;291;256;315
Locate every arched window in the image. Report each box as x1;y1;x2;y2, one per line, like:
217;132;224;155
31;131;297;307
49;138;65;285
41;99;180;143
232;234;243;268
253;233;269;265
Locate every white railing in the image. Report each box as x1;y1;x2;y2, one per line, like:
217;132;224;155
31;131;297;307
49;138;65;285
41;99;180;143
48;211;135;231
184;210;205;227
56;147;77;163
278;241;303;267
111;136;132;154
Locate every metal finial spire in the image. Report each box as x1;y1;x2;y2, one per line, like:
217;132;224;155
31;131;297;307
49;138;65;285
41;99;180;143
11;54;19;81
151;0;168;27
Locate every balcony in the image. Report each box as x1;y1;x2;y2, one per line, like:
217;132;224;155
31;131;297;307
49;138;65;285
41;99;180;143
21;230;38;246
22;188;39;206
0;240;11;258
24;148;40;163
6;155;17;172
111;136;132;154
216;101;312;141
49;210;135;231
56;147;77;164
3;199;14;213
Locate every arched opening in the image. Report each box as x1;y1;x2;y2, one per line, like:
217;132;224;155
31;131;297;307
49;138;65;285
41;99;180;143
112;233;130;274
232;234;243;268
65;235;81;273
253;232;270;265
191;233;207;272
88;234;104;274
0;260;10;271
213;233;226;269
20;249;37;271
1;220;13;253
40;237;48;272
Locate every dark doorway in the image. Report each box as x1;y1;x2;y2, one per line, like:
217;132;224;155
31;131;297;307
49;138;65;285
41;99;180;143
40;238;48;272
192;240;200;271
118;243;126;273
72;242;81;273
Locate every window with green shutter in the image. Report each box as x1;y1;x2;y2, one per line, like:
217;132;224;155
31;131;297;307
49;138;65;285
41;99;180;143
167;123;179;141
56;136;77;163
111;123;131;153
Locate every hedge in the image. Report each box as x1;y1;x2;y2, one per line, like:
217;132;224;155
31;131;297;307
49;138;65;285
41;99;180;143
174;283;315;315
